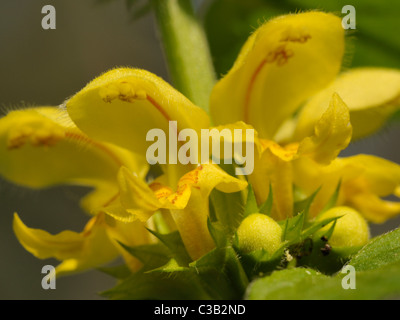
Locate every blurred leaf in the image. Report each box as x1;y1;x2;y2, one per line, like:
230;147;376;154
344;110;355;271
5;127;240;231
118;242;171;271
210;188;245;235
147;229;192;266
97;264;132;279
204;0;400;77
190;246;249;299
281;212;306;242
102;268;210;299
246;262;400;300
149;258;190;273
207;218;229;247
259;186;273;216
236;247;283;279
347;228;400;272
292;187;319;220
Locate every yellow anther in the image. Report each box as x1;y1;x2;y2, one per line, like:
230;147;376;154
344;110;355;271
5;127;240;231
135;89;147;100
118;82;134;96
99;81;147;103
99;85;120;103
7;121;65;149
280;26;311;43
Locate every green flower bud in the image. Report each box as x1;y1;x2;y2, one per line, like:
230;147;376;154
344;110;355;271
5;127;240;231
316;206;370;248
237;213;282;254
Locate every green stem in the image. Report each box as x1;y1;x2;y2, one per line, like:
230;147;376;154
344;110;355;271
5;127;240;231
152;0;216;112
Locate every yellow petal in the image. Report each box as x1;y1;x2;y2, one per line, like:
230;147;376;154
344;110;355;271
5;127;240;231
293;155;400;222
202;121;261;176
0;107;144;212
167;164;248;260
297;93;352;164
66;68;209;156
349;193;400;224
109;164;247;260
104;215;155;272
292;156;343;217
340;155;400;198
106;166;162;223
210;12;344;139
13;213;119;276
295;68;400;141
249;140;295;220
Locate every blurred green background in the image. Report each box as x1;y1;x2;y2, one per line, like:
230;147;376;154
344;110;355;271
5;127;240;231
0;0;399;299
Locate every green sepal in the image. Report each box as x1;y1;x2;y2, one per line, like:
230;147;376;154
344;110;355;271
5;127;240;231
118;242;171;271
97;264;132;280
209;188;245;235
101;268;211;300
235;247;284;280
146;229;192;266
292;187;320;225
207;218;229;248
148;258;191;274
189;246;249;299
244;185;258;218
259;185;273;216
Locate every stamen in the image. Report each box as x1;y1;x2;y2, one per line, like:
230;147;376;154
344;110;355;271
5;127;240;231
7;121;65;149
99;80;147;103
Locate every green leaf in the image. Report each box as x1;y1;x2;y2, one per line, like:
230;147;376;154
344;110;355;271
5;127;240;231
236;247;283;279
246;263;400;300
118;242;171;271
292;187;319;223
147;229;192;266
281;212;306;242
244;185;259;218
149;258;190;273
301;216;341;241
207;218;229;248
291;216;354;274
97;264;132;279
347;228;400;272
246;268;327;300
190;247;249;299
102;268;210;300
210;189;245;235
259;186;273;216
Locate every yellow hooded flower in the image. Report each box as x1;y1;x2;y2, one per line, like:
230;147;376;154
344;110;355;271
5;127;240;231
210;11;400;222
2;11;400;279
64;68;248;261
0;107;153;274
1;72;247;272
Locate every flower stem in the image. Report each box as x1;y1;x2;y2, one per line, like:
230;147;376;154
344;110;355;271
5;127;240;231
152;0;216;112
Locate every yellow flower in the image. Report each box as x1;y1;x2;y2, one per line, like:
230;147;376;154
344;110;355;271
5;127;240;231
64;68;247;260
0;72;246;271
210;11;400;222
2;11;400;277
0;107;153;275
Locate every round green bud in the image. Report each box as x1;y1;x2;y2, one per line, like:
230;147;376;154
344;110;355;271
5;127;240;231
237;213;282;254
316;206;370;247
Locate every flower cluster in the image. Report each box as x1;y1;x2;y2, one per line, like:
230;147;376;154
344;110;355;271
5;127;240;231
1;12;400;295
